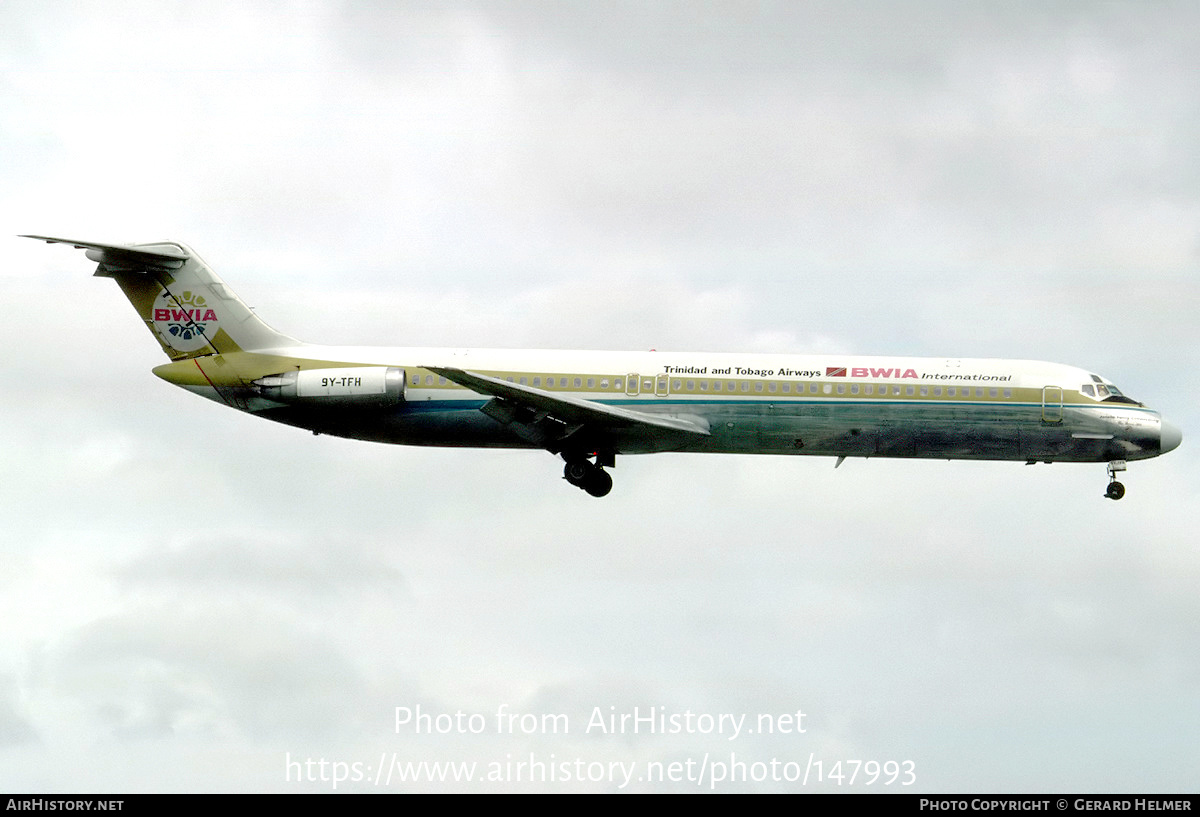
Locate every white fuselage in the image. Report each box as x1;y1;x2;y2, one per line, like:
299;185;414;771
169;344;1175;465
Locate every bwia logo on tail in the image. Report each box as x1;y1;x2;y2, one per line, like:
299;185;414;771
152;289;220;352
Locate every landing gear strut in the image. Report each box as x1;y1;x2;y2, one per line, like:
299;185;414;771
562;453;613;497
1105;460;1127;501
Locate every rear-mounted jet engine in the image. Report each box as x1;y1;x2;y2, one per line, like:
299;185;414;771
253;367;406;408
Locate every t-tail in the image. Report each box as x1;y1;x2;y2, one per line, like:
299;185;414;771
22;235;298;359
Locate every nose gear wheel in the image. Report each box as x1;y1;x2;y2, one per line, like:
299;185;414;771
1105;460;1127;501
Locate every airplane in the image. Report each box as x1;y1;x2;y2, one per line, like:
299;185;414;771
24;235;1181;500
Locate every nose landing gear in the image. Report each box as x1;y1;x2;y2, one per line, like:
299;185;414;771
1105;460;1127;500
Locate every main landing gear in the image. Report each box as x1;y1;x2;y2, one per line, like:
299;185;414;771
1105;460;1127;501
562;452;613;497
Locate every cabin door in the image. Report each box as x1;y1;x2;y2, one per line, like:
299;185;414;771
1041;386;1063;423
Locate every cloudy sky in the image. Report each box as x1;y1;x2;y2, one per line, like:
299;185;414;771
2;0;1198;793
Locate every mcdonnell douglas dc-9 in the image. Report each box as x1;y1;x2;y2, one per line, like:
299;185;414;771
27;235;1181;499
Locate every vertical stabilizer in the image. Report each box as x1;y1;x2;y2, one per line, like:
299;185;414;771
23;235;299;360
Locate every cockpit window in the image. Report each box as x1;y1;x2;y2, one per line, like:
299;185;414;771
1082;378;1141;406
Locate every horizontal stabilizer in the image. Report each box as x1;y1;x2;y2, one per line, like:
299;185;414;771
21;235;187;270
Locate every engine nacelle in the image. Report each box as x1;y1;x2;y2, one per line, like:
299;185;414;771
253;367;405;407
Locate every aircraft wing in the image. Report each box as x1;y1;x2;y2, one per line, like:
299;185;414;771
426;366;710;454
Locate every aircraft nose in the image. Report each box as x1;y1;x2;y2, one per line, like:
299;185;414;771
1160;419;1183;454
